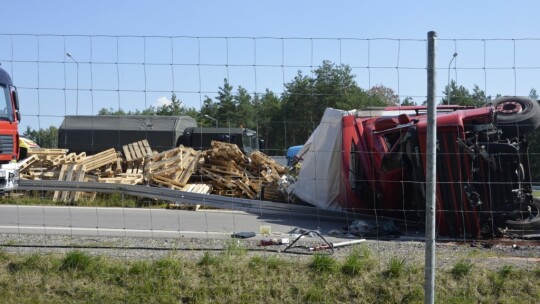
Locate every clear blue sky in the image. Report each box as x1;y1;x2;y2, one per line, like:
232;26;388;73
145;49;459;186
4;1;539;38
1;0;540;130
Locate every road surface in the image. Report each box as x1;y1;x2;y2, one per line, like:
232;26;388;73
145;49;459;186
0;205;349;239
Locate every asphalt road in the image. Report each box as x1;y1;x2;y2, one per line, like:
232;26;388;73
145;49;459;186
0;205;349;239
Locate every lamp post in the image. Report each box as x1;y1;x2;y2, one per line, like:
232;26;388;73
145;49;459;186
204;114;218;128
66;52;79;115
447;52;458;105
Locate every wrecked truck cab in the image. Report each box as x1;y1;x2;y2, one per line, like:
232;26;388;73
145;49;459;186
341;97;540;238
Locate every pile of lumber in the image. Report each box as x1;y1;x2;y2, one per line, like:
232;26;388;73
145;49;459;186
19;139;288;203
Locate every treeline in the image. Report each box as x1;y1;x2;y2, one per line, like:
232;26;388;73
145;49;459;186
24;61;407;154
21;60;540;175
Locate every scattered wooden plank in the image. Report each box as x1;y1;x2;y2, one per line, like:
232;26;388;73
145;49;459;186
19;140;288;204
81;148;120;172
54;163;86;203
99;173;144;185
181;183;212;194
18;154;39;173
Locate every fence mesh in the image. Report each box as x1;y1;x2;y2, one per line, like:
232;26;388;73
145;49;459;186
0;33;539;302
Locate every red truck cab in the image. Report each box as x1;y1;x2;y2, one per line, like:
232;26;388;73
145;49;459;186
341;97;540;238
0;66;21;192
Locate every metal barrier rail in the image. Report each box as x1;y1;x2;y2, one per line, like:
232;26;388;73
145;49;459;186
18;180;364;222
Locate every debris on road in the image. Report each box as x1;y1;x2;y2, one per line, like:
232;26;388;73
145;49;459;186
19;140;287;205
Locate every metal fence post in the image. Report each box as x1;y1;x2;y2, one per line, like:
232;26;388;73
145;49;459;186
424;30;437;304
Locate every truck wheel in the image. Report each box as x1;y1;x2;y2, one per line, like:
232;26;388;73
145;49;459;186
488;96;540;136
505;199;540;230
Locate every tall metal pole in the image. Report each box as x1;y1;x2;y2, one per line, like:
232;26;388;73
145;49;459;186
204;114;218;128
66;52;79;115
447;52;458;105
424;31;437;304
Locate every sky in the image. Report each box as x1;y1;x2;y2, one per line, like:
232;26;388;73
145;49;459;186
1;0;540;131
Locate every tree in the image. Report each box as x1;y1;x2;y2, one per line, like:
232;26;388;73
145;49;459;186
369;84;400;105
156;93;187;116
235;86;255;129
441;81;490;106
22;126;58;148
97;93;196;117
529;88;538;99
98;107;126;115
253;89;282;154
401;97;416;106
281;60;389;147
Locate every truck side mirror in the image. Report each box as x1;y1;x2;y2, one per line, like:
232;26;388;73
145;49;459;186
11;87;20;110
11;87;20;122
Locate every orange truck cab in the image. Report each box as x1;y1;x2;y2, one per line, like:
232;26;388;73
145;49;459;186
0;66;21;192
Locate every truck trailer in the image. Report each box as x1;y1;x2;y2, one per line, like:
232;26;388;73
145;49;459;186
58;115;260;155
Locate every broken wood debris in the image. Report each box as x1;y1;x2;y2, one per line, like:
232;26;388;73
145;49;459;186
18;140;288;203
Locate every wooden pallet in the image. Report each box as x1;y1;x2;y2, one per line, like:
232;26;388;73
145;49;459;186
28;148;69;157
122;139;153;162
18;154;40;172
53;163;86;203
81;148;121;173
181;183;212;194
250;151;288;175
18;140;289;204
50;152;87;166
99;173;144;185
146;146;202;189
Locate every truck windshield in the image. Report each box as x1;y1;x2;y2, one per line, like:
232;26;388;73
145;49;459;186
0;85;13;121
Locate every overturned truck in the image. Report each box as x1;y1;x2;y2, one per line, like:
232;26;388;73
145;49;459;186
293;97;540;238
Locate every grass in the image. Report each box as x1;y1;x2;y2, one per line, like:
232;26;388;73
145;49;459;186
451;259;474;279
0;192;169;208
0;248;538;303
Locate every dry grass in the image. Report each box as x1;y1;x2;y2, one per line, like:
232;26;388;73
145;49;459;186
0;245;538;303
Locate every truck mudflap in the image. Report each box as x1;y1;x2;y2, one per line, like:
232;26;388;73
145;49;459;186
0;162;19;193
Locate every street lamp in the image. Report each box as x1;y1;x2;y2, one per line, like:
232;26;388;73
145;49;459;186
204;115;218;127
447;52;458;105
66;52;79;115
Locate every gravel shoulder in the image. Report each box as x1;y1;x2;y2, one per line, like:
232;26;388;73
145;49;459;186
1;233;538;270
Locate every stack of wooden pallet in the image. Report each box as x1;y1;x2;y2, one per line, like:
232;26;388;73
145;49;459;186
145;146;202;190
18;140;288;203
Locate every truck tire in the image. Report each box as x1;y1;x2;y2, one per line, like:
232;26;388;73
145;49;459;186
488;96;540;136
505;199;540;230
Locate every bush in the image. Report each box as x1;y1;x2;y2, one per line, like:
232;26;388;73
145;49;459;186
383;257;406;278
451;259;474;279
341;245;376;276
309;254;337;273
60;251;94;272
198;252;221;267
224;240;246;257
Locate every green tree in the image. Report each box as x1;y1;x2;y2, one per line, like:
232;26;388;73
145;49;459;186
441;81;490;106
369;84;399;105
281;60;388;147
156;93;188;116
235;86;255;128
22;126;58;148
400;97;416;106
529;88;538;99
253;89;283;154
98;107;126;115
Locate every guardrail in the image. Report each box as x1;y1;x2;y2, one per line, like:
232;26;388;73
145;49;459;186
18;180;368;223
